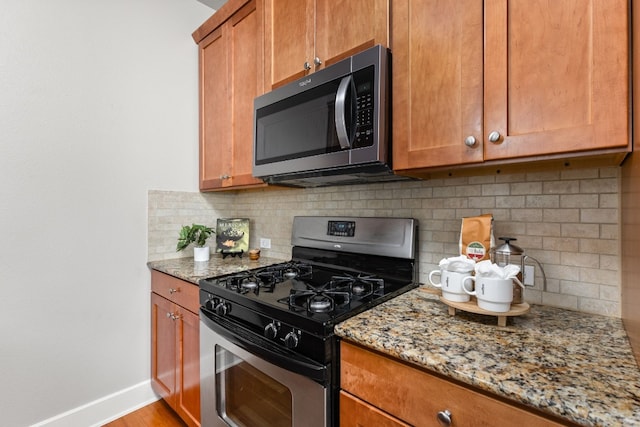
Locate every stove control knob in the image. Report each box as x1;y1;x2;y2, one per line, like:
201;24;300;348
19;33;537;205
205;297;217;311
214;301;229;316
284;331;299;349
264;322;279;339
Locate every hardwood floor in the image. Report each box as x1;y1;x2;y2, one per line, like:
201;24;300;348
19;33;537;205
102;399;187;427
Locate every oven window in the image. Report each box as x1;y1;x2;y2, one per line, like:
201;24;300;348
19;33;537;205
215;344;293;427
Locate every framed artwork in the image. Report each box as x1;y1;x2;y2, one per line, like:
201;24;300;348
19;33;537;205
216;218;249;254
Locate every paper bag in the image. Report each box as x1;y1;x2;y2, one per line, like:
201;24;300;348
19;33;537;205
459;214;494;261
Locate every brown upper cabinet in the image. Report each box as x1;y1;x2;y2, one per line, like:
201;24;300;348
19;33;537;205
392;0;630;175
194;0;267;191
264;0;390;90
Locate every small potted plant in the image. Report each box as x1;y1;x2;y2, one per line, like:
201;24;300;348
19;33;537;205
176;224;215;261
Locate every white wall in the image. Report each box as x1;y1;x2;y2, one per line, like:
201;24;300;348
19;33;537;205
0;1;211;425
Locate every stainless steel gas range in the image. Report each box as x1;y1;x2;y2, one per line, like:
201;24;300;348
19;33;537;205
199;216;418;427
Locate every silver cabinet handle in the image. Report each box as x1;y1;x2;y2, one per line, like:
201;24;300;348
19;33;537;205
313;57;322;66
464;136;477;147
488;131;501;143
168;287;180;294
303;61;311;70
437;409;452;426
220;174;230;180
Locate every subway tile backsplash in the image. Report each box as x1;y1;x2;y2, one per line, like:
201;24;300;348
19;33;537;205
148;166;621;317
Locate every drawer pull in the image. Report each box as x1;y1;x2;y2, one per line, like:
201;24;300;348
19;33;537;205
168;288;180;294
437;409;452;426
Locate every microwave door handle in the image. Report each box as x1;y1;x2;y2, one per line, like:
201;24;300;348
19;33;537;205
335;75;356;149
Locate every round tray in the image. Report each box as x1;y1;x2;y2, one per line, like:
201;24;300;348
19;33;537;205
439;296;530;326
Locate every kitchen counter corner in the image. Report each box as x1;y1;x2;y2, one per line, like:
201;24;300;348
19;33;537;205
147;255;286;284
335;286;640;426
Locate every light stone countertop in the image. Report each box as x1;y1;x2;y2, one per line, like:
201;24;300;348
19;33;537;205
334;286;640;426
147;255;287;284
147;259;640;426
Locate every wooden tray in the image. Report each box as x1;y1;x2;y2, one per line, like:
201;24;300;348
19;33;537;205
439;296;530;326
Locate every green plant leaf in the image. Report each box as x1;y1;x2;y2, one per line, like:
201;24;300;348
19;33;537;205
176;224;215;251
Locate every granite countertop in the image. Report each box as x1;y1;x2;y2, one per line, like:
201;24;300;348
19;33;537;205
335;286;640;426
147;255;286;284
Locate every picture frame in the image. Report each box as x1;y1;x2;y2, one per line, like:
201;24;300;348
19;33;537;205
216;218;249;254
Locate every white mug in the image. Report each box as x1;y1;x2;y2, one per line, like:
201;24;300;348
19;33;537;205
461;276;525;312
429;269;473;302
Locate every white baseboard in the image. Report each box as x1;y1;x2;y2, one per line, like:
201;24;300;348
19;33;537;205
30;380;159;427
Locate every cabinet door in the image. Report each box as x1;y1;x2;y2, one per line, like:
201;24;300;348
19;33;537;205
392;0;484;172
315;0;389;68
265;0;389;90
199;0;266;191
175;308;201;427
151;293;176;405
483;0;629;160
340;391;410;427
264;0;314;89
199;26;232;190
227;0;266;188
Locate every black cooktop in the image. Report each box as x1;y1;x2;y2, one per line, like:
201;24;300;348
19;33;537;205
199;247;417;334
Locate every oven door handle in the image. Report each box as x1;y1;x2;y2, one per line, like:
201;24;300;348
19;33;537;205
200;309;329;384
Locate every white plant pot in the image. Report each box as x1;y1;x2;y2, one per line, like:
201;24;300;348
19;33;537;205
194;246;210;262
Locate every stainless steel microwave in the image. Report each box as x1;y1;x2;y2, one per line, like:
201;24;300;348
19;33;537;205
253;45;406;187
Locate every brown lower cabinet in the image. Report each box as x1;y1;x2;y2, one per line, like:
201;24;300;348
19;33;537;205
340;391;411;427
340;340;570;427
151;271;200;427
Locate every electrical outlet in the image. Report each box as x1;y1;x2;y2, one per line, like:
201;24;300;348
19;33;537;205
524;265;535;286
260;238;271;249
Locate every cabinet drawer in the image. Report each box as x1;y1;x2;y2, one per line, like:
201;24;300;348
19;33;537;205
340;341;565;427
340;391;410;427
151;270;200;313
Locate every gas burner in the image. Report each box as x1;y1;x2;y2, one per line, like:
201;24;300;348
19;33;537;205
330;274;384;298
256;262;313;283
283;271;298;280
351;283;368;295
241;281;259;291
218;271;277;296
284;288;351;314
308;295;333;313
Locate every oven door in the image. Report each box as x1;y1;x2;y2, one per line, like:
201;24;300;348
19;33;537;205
200;311;329;427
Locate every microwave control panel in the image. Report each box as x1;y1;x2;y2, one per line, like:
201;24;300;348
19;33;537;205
353;66;375;148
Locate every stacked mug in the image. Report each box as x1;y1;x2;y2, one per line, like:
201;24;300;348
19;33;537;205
428;256;476;303
460;274;524;312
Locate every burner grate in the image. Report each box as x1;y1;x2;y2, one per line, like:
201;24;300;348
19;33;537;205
216;262;314;296
285;289;352;314
328;273;384;298
280;272;385;314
